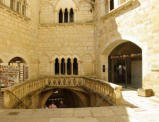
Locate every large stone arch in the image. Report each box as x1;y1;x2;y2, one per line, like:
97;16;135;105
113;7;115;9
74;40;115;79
99;36;148;83
40;88;89;108
9;57;27;64
108;41;142;88
7;54;29;64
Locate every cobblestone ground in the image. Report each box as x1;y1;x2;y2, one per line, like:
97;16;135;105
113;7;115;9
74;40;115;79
0;89;159;122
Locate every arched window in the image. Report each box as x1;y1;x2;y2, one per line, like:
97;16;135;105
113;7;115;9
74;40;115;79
73;58;78;75
67;58;71;75
55;58;59;75
110;0;114;10
64;8;68;23
59;9;63;23
61;58;65;75
70;8;74;22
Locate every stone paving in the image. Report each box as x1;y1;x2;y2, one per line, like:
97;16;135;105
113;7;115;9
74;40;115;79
0;89;159;122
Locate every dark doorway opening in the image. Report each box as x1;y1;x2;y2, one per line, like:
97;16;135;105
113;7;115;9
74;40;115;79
108;42;142;88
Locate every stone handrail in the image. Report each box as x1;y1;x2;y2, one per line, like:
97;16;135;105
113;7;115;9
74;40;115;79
2;76;122;108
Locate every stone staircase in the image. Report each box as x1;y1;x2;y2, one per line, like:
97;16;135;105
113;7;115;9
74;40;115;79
0;91;4;108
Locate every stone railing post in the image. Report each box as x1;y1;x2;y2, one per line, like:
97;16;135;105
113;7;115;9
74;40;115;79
114;86;122;105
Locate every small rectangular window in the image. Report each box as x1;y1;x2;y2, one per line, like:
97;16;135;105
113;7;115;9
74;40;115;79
103;65;105;72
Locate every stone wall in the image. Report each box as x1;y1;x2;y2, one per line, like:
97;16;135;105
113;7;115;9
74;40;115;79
39;0;94;24
0;0;40;79
95;0;159;95
38;23;95;76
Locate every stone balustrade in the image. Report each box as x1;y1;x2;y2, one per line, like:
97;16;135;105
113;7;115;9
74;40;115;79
2;76;122;108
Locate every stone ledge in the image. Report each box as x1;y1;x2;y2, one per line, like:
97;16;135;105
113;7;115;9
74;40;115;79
0;3;30;21
39;22;95;27
101;0;137;21
138;88;154;97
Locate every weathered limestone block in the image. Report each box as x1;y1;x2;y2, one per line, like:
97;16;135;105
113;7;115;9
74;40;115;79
138;88;154;97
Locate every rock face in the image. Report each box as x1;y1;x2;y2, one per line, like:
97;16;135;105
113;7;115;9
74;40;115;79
138;88;154;97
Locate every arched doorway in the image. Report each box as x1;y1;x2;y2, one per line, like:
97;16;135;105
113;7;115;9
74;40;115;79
9;57;28;82
108;42;142;88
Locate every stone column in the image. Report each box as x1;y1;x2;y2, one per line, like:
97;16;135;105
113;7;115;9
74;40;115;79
62;9;64;23
50;60;55;76
68;9;70;23
52;60;55;75
74;9;77;22
55;10;58;23
78;60;81;76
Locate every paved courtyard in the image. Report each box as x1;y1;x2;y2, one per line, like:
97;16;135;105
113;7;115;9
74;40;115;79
0;89;159;122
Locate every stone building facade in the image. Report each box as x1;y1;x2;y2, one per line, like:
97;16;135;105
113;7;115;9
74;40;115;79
0;0;159;96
